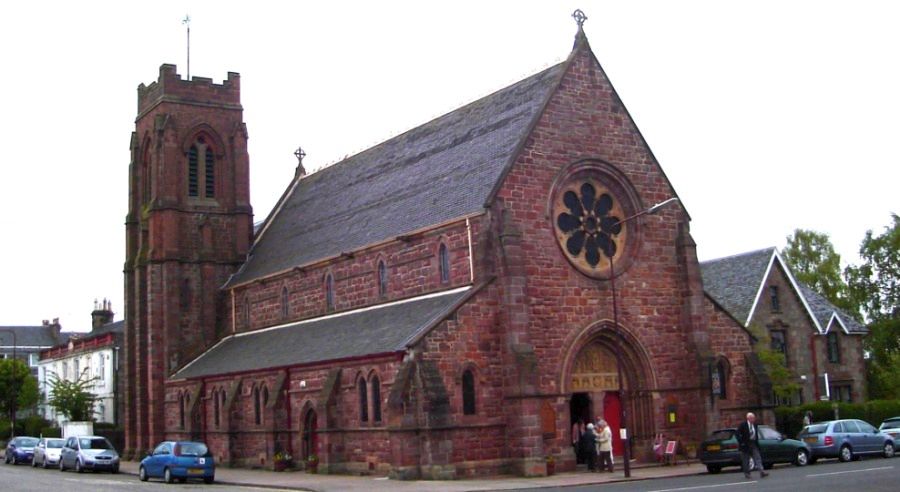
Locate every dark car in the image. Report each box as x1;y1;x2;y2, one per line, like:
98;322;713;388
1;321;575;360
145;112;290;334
798;419;895;462
700;426;811;474
139;441;214;484
4;436;39;465
59;436;120;473
878;417;900;450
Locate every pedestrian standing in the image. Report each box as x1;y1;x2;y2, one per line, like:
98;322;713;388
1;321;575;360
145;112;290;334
579;423;598;472
596;420;614;472
737;412;768;479
802;410;813;427
572;419;585;464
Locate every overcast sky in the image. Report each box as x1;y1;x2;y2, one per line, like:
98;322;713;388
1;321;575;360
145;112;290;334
0;1;896;329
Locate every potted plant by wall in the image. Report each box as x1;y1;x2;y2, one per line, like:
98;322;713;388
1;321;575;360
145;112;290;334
306;454;319;473
273;452;293;472
545;455;556;476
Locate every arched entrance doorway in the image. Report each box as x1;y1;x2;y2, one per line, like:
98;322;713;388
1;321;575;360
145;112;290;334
302;408;318;460
567;329;654;458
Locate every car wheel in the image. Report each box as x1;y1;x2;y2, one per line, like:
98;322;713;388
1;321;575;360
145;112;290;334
884;443;895;458
795;449;809;466
112;465;119;474
839;444;853;462
75;459;83;473
706;465;721;474
31;457;37;468
164;467;174;484
203;476;214;484
748;456;756;471
3;454;8;465
59;459;66;472
42;458;49;469
139;466;148;482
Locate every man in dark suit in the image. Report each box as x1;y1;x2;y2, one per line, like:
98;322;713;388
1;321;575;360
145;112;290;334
737;412;768;479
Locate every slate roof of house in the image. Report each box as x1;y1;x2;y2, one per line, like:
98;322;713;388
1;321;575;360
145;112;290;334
0;325;65;348
90;320;125;337
227;62;566;286
700;248;776;325
700;247;867;334
173;287;472;380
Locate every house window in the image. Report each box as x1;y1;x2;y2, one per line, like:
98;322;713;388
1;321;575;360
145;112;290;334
74;359;80;379
98;355;105;381
462;369;476;415
187;136;215;198
358;377;369;422
371;375;382;423
770;286;780;312
28;353;38;367
254;386;262;425
378;260;388;297
439;243;450;283
827;332;840;363
770;330;787;356
244;297;251;329
325;273;335;311
830;384;852;403
281;287;289;319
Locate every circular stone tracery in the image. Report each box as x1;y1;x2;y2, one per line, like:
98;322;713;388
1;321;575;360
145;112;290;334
552;176;630;278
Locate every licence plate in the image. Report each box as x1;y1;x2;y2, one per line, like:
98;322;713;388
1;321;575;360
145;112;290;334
188;468;204;474
804;437;818;444
706;444;721;451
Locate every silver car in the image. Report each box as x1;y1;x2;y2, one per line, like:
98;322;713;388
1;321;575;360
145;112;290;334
32;438;65;468
878;417;900;450
798;419;895;462
59;436;120;473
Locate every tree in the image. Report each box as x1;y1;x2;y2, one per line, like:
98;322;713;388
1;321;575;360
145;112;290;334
864;317;900;399
845;214;900;322
0;359;40;436
782;229;856;315
47;372;98;422
749;325;801;403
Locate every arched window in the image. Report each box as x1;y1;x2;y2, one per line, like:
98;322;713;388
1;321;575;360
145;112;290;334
462;369;476;415
281;286;289;319
378;261;388;297
178;393;186;429
141;146;151;204
254;386;262;425
439;243;450;283
358;377;369;422
244;297;251;329
325;273;335;311
187;135;215;198
213;389;221;427
371;375;382;423
712;360;728;399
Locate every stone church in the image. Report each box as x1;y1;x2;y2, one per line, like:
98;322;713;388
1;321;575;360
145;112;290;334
123;18;768;477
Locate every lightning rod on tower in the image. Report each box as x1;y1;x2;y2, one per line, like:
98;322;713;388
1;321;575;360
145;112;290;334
183;14;191;80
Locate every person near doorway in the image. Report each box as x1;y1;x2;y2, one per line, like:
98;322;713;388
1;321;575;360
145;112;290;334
579;423;598;471
737;412;768;479
802;410;813;427
596;420;614;472
571;419;585;463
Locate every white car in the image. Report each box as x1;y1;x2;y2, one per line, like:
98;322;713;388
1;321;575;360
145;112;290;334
32;438;65;469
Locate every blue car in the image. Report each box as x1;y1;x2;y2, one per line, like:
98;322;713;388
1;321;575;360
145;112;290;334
798;419;895;462
5;436;39;464
139;441;214;484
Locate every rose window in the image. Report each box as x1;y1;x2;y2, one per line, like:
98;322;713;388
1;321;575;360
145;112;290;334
552;179;629;277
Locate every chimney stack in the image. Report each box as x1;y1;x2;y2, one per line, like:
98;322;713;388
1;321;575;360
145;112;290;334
91;298;115;330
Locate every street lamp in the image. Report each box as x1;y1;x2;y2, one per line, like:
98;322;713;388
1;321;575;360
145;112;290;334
607;196;678;478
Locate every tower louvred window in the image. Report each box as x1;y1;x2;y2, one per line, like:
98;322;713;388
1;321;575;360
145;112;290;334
188;136;215;198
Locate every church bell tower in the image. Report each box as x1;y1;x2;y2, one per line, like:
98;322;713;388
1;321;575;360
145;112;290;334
124;65;252;455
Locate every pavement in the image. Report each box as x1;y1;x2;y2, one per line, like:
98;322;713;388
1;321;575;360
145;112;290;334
119;460;708;491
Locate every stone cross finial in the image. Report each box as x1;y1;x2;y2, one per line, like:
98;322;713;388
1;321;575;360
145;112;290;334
294;146;307;177
572;9;588;28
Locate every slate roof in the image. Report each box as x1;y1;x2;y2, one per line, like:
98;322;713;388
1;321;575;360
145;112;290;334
173;287;472;380
700;247;867;334
700;248;776;325
798;284;867;334
228;62;566;286
0;325;65;347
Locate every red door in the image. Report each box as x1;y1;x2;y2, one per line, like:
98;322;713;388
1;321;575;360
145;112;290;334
603;392;623;456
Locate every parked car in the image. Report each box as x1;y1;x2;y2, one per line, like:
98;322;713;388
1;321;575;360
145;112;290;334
699;426;811;474
139;441;214;484
798;419;895;462
32;437;65;468
4;436;39;465
878;417;900;450
59;436;120;473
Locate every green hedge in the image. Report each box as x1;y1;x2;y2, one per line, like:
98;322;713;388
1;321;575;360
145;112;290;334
775;399;900;438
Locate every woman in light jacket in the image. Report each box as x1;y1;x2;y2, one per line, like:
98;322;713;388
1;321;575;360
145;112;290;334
596;420;614;472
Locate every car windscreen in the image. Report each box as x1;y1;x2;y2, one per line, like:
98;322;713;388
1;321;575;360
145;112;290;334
46;440;64;449
881;421;900;430
80;438;113;450
800;424;829;435
17;438;39;447
708;430;735;441
176;442;209;457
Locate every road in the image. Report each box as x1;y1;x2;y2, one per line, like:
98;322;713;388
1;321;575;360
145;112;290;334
0;461;275;492
514;457;898;492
